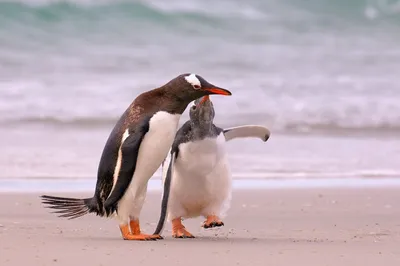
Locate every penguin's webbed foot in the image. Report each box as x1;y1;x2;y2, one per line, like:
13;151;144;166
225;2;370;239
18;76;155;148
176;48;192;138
137;234;163;240
173;228;195;238
172;218;195;239
202;215;224;229
151;234;164;240
124;234;156;241
129;220;163;240
120;224;158;241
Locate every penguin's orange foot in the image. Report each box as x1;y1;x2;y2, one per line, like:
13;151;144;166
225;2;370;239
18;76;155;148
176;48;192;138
123;233;155;241
120;224;157;241
120;225;154;241
129;220;163;240
150;234;164;240
139;234;163;240
172;217;195;239
202;215;224;229
173;227;195;238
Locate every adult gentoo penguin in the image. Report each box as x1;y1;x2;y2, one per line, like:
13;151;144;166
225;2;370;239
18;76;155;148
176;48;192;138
153;95;270;238
41;74;232;241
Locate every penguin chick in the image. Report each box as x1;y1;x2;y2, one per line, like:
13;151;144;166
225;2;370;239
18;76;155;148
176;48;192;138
154;95;270;238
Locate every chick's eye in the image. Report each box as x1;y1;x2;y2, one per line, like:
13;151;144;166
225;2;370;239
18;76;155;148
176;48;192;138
193;84;201;89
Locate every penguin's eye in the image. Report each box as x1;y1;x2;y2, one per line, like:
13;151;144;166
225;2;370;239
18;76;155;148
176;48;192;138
193;84;201;89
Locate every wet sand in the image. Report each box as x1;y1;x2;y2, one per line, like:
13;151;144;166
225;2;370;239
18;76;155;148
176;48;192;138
1;188;399;266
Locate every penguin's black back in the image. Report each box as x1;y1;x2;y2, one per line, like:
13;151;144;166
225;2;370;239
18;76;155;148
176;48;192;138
91;110;130;214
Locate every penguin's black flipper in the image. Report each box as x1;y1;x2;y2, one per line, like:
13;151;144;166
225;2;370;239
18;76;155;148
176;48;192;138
170;121;192;156
153;150;175;235
153;121;192;235
103;119;150;216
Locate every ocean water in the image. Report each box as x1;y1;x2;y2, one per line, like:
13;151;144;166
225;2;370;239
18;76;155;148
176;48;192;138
0;0;400;183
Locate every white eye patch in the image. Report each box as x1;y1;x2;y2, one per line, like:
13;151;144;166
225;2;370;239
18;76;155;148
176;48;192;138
184;73;201;88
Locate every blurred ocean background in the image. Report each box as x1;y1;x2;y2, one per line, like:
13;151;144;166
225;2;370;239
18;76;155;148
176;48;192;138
0;0;400;182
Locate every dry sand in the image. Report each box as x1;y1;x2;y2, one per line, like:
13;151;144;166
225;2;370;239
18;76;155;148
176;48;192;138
0;188;399;266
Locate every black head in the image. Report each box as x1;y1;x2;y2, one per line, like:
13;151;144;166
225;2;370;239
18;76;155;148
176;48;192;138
189;95;215;125
164;73;232;104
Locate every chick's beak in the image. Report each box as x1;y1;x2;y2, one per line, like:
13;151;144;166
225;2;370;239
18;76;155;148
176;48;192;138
198;95;210;106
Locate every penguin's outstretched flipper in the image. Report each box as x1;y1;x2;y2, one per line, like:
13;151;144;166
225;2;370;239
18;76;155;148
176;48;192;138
223;125;270;142
103;120;150;216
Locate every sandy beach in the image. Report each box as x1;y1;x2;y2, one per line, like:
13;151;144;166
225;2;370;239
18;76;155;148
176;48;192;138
2;1;400;265
1;188;399;266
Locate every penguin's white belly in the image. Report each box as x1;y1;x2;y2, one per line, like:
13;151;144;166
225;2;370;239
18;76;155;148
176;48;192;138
117;111;181;223
178;134;225;176
166;133;232;219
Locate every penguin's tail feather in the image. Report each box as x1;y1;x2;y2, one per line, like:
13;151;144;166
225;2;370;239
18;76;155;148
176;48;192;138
40;195;96;220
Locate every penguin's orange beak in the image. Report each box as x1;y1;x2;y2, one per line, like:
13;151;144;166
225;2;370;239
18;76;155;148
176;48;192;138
204;86;232;96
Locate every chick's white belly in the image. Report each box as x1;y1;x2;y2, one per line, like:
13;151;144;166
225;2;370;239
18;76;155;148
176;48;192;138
177;135;225;175
168;135;232;218
173;159;231;217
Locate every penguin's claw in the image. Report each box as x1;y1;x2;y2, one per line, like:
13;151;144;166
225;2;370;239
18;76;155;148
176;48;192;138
203;221;224;229
202;215;224;229
152;234;164;240
172;228;195;239
143;234;163;240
